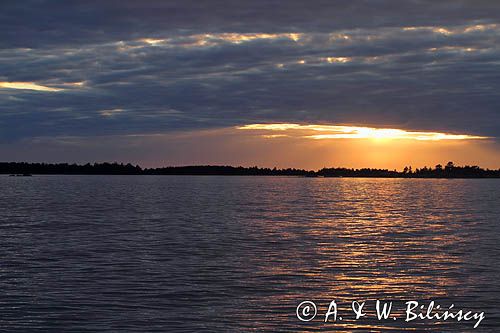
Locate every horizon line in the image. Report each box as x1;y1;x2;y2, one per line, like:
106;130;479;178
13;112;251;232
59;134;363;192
1;161;499;173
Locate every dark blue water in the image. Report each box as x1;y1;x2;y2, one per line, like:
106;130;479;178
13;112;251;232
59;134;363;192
1;175;499;332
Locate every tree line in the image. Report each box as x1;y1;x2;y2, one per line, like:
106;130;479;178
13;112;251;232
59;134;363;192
0;161;499;178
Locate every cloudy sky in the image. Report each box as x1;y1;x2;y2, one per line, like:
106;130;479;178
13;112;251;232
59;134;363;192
1;0;499;169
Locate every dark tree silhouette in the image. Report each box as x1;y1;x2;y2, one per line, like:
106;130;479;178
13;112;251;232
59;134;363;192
0;161;498;178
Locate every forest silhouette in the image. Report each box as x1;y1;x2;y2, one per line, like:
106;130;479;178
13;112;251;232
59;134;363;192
1;161;499;178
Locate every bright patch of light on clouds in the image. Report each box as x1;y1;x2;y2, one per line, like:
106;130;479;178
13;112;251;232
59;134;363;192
324;56;351;63
0;81;62;92
99;108;125;117
238;123;489;141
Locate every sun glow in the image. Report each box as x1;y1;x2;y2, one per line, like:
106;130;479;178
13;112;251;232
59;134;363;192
238;123;488;141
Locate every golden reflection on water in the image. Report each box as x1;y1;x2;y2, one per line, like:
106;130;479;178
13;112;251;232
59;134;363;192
1;176;497;332
233;178;492;331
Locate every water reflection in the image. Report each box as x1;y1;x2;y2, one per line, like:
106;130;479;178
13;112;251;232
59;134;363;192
0;176;499;332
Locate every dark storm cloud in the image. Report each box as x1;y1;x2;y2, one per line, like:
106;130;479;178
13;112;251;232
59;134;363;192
1;0;500;142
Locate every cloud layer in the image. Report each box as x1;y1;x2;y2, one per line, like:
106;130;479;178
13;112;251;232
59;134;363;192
1;1;500;145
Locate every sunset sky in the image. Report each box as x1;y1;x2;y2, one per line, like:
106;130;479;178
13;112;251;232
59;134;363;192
1;1;499;169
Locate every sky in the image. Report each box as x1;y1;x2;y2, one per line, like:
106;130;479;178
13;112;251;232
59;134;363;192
1;0;499;169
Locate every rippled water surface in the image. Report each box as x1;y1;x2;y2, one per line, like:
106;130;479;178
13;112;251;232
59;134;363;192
1;175;499;332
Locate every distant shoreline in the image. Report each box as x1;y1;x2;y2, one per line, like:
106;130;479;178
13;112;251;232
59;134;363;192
1;162;499;178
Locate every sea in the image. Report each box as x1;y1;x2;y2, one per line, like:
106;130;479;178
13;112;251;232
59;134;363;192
1;175;499;332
